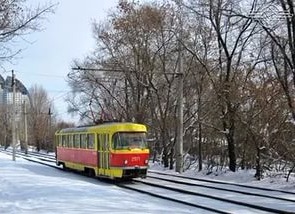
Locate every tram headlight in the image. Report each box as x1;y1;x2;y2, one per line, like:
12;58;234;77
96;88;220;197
145;159;149;164
124;160;128;165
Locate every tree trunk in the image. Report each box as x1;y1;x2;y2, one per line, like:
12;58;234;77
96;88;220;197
162;144;169;168
227;132;236;172
36;139;41;152
152;141;158;163
286;163;295;182
198;122;203;171
254;145;262;180
224;109;237;172
169;147;174;170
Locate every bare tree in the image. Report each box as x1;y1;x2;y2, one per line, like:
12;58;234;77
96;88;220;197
244;0;295;180
185;0;261;172
0;105;10;148
28;84;52;151
0;0;56;66
65;0;295;179
67;1;182;168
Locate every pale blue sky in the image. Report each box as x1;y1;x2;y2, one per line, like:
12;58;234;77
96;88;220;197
4;0;118;123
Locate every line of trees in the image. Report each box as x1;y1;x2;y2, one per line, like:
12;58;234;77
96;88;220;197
0;84;74;153
67;0;295;180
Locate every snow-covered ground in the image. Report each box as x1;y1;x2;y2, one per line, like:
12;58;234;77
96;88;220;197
150;161;295;192
0;152;207;214
1;152;294;214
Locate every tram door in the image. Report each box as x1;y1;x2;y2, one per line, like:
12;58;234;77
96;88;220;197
97;134;109;175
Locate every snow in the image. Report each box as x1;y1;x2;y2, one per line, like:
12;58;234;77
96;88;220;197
149;161;295;192
0;152;202;214
1;152;295;213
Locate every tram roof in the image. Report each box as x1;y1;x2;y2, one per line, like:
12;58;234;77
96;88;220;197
56;122;147;134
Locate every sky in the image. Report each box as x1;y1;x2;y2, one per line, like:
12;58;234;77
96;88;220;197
0;151;295;214
2;0;119;124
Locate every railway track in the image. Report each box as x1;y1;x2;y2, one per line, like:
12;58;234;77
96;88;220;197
27;150;56;160
1;149;294;213
148;170;295;195
147;171;295;200
125;172;295;214
0;148;58;168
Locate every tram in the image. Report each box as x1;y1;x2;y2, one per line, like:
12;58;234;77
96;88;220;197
55;122;149;179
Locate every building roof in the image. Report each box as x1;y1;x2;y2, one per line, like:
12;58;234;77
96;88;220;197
5;76;29;95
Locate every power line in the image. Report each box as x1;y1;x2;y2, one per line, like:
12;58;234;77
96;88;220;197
50;91;71;102
14;71;66;78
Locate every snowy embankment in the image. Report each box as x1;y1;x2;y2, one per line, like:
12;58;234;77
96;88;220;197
149;161;295;192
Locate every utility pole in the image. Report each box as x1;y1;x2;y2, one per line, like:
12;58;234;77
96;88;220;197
12;70;16;161
48;107;53;152
176;73;183;173
23;101;28;154
175;0;184;173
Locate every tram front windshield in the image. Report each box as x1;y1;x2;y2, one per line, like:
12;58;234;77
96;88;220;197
113;132;147;149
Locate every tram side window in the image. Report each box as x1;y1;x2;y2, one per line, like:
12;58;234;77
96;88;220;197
101;134;106;150
88;134;94;149
58;136;62;146
66;135;70;147
68;135;73;148
62;135;67;147
74;134;80;148
97;134;101;150
80;134;87;149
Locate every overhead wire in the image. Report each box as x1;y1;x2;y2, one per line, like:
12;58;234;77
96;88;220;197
14;71;78;121
4;70;88;122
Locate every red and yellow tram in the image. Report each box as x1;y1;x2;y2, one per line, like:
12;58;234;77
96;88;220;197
55;122;149;179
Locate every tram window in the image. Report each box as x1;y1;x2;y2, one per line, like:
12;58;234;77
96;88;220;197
112;132;147;149
74;134;80;148
113;134;118;149
62;135;67;147
68;135;73;148
59;136;62;146
88;134;94;149
65;135;69;147
80;134;87;149
97;134;101;149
